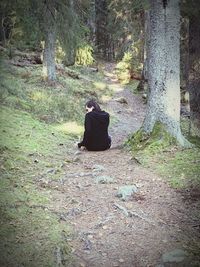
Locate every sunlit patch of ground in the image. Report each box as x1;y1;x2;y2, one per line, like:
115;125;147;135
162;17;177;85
55;121;83;136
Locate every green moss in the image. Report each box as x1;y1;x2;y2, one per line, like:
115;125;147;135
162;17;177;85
127;122;177;155
0;59;113;124
0;106;73;266
127;122;200;189
0;206;72;267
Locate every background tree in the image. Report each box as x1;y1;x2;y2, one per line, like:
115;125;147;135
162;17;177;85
42;0;56;81
181;0;200;135
142;0;190;147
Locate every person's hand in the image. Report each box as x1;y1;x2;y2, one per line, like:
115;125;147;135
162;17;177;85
78;142;82;149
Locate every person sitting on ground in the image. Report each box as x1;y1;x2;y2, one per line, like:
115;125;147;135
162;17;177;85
78;100;111;151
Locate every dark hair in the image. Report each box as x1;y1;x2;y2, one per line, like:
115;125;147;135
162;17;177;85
86;100;101;112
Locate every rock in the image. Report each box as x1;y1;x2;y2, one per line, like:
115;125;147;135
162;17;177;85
94;175;114;184
142;93;147;99
66;208;81;216
116;185;138;201
92;164;106;172
74;151;82;155
46;168;56;174
73;156;81;162
162;249;188;263
83;239;92;250
102;252;107;257
115;97;128;104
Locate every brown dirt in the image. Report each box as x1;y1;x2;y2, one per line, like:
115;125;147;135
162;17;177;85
43;64;200;267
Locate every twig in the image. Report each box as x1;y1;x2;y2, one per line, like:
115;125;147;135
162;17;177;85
113;202;155;225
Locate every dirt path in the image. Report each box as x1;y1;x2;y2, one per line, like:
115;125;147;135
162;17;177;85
49;64;200;267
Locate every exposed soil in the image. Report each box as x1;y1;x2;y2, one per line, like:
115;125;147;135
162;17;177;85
44;64;200;267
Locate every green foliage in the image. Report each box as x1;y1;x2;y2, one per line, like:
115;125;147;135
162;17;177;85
115;51;132;84
115;40;143;84
107;0;148;60
75;44;94;66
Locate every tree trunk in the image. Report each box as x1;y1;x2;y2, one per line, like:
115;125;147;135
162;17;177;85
43;3;56;82
142;0;190;147
188;16;200;135
137;11;149;91
0;13;6;45
143;10;150;82
95;0;109;59
63;0;76;67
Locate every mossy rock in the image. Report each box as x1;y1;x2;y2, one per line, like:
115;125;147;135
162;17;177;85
116;185;138;201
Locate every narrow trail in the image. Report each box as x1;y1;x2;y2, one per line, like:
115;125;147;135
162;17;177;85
49;64;200;267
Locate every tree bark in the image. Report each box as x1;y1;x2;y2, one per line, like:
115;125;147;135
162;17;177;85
142;0;190;147
95;0;109;59
43;2;56;82
188;16;200;134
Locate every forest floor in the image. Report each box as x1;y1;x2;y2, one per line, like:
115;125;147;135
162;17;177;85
46;63;200;267
1;59;200;267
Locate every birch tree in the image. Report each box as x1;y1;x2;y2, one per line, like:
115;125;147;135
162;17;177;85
142;0;190;147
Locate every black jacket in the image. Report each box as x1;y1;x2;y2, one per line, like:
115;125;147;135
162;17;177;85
79;110;111;151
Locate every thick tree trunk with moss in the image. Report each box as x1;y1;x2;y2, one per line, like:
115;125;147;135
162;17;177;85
43;3;56;82
142;0;190;147
188;16;200;135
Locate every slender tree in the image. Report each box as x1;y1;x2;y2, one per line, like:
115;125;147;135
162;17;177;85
42;0;56;81
142;0;190;147
187;10;200;134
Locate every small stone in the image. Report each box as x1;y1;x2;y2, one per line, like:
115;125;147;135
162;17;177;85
92;164;106;172
118;258;124;263
102;225;108;230
162;249;188;263
73;156;80;162
126;203;133;209
115;97;128;104
95;175;114;184
74;151;82;155
116;185;138;201
102;252;107;257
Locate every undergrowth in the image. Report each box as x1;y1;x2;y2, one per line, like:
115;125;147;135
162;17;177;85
0;54;114;266
0;57;113;125
127;122;200;189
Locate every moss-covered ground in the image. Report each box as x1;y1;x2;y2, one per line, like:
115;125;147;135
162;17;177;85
1;53;200;265
0;106;74;266
0;55;114;266
127;121;200;189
